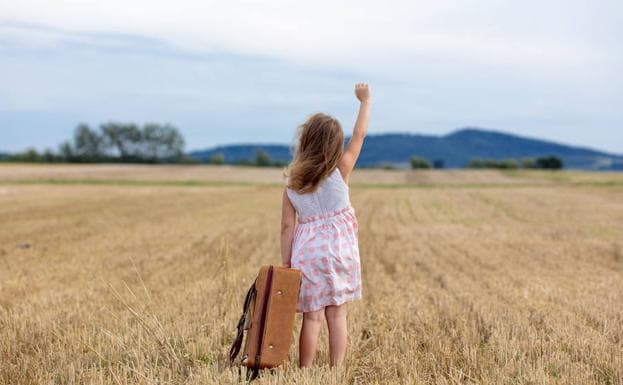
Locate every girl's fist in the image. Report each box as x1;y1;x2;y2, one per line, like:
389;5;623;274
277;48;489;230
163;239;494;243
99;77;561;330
355;83;371;103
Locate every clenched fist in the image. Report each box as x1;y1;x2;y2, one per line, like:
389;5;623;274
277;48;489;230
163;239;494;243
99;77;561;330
355;83;371;103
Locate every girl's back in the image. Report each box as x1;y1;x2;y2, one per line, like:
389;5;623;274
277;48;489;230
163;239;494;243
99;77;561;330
285;167;350;221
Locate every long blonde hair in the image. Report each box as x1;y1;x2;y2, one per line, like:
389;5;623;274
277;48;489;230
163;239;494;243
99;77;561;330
284;112;344;194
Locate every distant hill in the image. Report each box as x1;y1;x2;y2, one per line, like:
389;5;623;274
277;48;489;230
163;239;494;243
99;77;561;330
190;144;292;164
190;128;623;170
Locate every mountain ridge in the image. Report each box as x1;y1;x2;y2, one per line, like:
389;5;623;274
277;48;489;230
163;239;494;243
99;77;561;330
189;127;623;170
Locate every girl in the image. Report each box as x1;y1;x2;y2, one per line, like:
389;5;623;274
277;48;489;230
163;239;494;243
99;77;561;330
280;83;371;368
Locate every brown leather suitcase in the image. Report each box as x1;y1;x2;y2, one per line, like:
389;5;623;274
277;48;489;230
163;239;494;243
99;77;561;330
229;265;302;381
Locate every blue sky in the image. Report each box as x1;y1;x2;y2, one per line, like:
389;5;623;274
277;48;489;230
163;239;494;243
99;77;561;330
1;1;622;154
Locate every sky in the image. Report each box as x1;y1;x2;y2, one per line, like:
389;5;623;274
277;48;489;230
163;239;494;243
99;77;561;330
1;0;622;154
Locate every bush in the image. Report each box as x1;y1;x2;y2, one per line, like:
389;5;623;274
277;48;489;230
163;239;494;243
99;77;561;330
236;159;254;166
41;149;61;163
468;156;563;170
536;156;563;169
468;158;516;169
6;148;41;162
410;156;431;169
177;156;200;164
467;158;485;168
209;153;225;165
499;159;519;169
521;158;537;169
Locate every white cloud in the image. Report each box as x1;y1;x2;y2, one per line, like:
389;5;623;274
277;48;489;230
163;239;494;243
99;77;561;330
1;1;621;153
2;0;620;73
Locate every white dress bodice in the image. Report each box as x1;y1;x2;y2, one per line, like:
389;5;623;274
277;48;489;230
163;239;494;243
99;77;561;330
286;167;351;220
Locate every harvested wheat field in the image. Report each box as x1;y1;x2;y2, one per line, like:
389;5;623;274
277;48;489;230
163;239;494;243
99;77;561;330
1;164;622;385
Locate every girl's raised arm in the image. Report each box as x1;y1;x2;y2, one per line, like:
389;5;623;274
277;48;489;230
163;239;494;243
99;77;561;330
338;83;371;184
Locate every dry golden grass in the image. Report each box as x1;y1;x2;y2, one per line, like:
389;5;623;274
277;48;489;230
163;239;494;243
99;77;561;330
2;163;622;187
0;164;622;384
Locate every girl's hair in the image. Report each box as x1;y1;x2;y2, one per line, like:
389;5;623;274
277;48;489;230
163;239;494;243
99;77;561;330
284;112;344;194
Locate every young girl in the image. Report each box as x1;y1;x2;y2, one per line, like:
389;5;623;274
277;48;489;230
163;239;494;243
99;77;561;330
280;83;371;368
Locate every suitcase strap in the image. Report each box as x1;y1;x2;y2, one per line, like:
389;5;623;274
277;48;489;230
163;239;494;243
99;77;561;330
229;279;257;364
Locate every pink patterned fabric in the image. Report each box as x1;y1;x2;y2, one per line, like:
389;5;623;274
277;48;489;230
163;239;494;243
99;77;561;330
290;204;362;313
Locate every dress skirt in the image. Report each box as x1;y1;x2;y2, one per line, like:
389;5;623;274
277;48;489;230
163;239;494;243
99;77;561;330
291;204;362;313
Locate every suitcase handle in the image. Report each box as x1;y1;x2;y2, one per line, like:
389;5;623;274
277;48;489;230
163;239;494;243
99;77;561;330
229;279;257;364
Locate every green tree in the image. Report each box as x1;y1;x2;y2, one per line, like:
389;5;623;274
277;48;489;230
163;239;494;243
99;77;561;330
100;122;142;161
58;141;74;162
99;122;184;163
140;123;185;162
255;149;272;167
74;123;106;162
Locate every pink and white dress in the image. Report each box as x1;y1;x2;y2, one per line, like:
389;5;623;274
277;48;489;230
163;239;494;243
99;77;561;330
286;167;362;313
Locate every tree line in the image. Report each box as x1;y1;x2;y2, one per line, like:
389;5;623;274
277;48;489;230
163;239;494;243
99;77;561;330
2;123;191;164
1;123;564;169
206;150;288;167
409;155;563;169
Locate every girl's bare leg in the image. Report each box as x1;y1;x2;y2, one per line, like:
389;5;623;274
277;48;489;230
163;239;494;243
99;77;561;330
325;303;348;367
299;309;324;367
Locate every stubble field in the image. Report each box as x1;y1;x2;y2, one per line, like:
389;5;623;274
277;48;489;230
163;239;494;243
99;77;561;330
1;164;622;384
